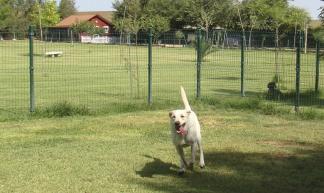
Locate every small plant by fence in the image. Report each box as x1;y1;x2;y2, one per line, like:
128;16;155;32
0;27;323;113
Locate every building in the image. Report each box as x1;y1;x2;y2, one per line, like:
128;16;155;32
47;11;115;43
56;12;113;34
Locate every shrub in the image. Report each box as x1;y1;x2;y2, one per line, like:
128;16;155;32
298;108;322;120
35;101;90;117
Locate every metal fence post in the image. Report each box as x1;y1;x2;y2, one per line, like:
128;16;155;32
315;40;320;93
295;31;302;112
28;26;35;112
196;27;202;98
148;29;153;105
241;33;245;97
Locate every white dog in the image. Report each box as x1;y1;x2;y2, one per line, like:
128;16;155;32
169;86;205;174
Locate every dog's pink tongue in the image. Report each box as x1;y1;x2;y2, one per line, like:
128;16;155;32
177;127;186;136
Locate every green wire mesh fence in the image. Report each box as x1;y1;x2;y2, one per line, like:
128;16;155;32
0;28;323;113
0;31;29;111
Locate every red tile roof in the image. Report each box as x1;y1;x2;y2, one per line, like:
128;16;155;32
56;13;112;27
77;11;114;22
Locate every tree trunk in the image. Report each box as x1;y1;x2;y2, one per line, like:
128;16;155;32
249;26;254;49
293;22;297;48
304;23;308;54
38;4;43;41
135;32;140;98
275;27;280;86
205;24;209;41
237;6;246;48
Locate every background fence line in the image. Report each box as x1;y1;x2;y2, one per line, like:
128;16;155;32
0;28;323;113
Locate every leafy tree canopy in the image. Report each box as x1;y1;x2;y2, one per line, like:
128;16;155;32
30;0;60;27
58;0;76;19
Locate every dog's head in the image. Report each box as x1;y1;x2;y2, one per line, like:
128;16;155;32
169;110;191;135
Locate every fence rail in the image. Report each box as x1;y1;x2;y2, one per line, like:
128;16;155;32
0;28;323;113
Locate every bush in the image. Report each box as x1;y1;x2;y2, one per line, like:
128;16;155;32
297;108;324;120
34;101;90;117
224;98;261;110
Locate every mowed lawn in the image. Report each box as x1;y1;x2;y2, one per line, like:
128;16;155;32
1;108;324;193
1;40;323;111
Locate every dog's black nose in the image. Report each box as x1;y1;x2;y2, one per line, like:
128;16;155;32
175;121;180;125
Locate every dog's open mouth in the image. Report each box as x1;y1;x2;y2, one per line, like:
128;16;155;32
175;123;186;135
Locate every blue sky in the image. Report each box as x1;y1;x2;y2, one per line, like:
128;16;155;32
290;0;323;19
58;0;323;19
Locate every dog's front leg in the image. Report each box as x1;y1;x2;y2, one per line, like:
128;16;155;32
175;145;188;174
188;143;196;170
197;140;205;168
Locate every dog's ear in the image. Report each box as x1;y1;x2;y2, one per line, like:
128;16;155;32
169;111;173;118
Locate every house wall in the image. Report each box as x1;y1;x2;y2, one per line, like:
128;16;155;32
89;16;112;34
90;17;109;27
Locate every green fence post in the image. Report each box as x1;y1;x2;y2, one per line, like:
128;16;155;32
28;26;35;112
295;31;301;112
196;27;202;98
241;33;245;97
148;28;153;105
315;40;320;93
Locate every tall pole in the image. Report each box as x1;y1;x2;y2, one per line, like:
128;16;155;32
38;1;43;41
196;27;202;98
29;26;35;112
295;31;302;112
241;33;245;97
148;29;153;105
315;40;320;93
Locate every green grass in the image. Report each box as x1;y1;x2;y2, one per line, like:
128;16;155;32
0;40;323;112
1;107;324;193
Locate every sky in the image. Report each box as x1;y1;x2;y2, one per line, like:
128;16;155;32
290;0;323;19
58;0;323;19
73;0;115;11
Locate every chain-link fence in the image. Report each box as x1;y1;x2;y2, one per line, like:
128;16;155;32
0;28;323;112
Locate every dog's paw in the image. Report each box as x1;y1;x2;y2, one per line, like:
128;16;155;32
177;169;185;176
188;162;194;170
199;163;205;169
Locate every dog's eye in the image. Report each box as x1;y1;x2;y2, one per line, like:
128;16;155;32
181;115;185;118
172;116;176;119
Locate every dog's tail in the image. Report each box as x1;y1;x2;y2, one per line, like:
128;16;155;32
180;86;191;112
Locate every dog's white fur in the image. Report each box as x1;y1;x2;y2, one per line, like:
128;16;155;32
169;86;205;173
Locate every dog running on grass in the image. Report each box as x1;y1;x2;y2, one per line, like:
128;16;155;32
169;86;205;175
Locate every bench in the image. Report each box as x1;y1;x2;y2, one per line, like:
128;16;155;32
45;51;63;57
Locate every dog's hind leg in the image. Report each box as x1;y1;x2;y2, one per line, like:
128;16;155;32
197;140;205;168
175;145;188;174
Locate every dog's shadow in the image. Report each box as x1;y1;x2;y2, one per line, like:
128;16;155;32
136;155;178;178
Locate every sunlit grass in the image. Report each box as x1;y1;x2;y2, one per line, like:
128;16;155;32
1;40;323;112
1;109;324;193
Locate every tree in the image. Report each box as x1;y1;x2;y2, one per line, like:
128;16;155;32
71;21;105;36
140;14;170;42
113;0;142;44
58;0;76;19
262;0;289;82
287;6;310;48
0;0;12;30
242;0;268;48
113;0;171;41
320;0;324;24
175;30;185;45
186;0;234;40
30;0;60;40
141;0;189;29
2;0;35;36
314;1;324;43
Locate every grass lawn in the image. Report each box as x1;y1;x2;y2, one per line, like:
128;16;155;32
1;106;324;193
1;39;324;192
